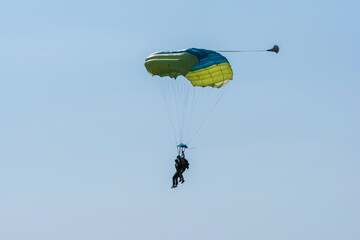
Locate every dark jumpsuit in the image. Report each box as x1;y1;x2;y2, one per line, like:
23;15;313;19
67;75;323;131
179;158;187;183
172;162;181;187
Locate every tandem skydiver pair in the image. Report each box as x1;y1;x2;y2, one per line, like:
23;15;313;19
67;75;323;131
171;144;190;189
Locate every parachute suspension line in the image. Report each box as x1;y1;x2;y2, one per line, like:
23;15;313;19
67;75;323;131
174;78;184;143
182;84;197;144
178;80;186;143
186;84;229;144
166;80;179;144
181;82;196;144
156;77;193;145
154;77;178;144
181;79;197;144
177;79;187;143
188;86;208;143
185;85;199;143
153;75;229;145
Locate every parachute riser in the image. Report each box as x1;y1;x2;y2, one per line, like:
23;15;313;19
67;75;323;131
177;143;188;158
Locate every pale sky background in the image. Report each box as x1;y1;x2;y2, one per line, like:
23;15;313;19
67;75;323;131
1;0;359;239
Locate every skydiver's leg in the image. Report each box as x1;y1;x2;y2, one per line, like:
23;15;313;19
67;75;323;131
178;170;183;183
172;172;179;188
179;169;185;183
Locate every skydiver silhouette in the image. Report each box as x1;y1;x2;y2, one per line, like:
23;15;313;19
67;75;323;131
171;158;181;188
178;152;189;184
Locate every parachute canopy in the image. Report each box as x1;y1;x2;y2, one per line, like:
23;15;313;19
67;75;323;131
144;48;233;88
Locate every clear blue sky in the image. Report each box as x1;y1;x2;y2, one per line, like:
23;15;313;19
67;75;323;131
1;0;359;239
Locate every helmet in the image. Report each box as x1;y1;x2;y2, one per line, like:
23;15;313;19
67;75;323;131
177;155;181;159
